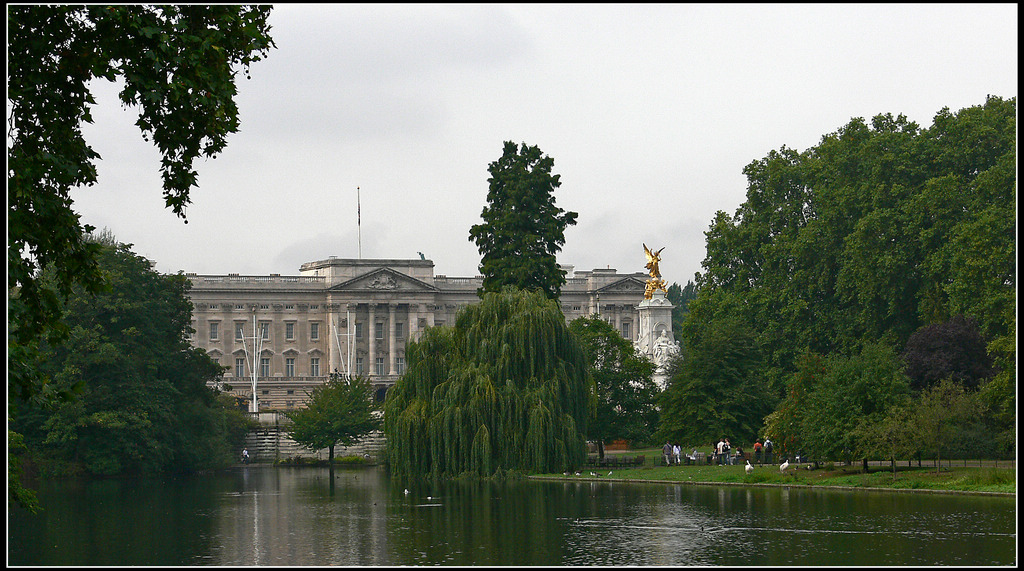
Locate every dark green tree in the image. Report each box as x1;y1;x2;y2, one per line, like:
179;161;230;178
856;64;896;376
8;4;275;412
666;281;697;342
568;315;658;457
657;317;772;447
285;373;382;467
468;141;578;300
687;96;1015;399
384;287;594;478
767;341;912;467
10;233;249;478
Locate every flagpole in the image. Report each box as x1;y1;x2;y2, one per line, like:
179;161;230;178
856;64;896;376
357;186;362;260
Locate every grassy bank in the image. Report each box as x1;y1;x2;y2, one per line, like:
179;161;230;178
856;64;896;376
533;455;1015;494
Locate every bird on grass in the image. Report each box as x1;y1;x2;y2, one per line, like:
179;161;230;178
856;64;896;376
780;460;790;473
590;472;598;477
607;471;613;477
745;460;754;475
403;488;410;495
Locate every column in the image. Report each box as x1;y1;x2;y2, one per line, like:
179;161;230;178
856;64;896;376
408;303;420;342
327;303;340;374
367;303;376;377
346;302;359;377
388;303;397;376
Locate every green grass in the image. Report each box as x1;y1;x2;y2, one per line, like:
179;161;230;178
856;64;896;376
539;459;1015;494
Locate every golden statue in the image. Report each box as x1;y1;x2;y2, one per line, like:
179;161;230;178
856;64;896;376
642;243;668;299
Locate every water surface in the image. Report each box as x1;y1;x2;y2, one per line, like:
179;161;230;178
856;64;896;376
8;466;1015;566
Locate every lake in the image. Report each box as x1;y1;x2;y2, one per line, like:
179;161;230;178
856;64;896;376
7;466;1016;566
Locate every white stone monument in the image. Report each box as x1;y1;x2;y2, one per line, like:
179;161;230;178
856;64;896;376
634;244;680;389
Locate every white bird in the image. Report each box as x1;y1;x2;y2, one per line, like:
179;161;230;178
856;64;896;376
403;488;410;495
745;460;754;475
607;471;613;477
780;460;790;473
590;472;597;477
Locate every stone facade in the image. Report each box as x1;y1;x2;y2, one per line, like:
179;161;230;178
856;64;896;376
186;257;651;410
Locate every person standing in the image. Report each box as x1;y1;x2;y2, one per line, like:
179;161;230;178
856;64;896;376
672;443;681;465
242;448;250;464
753;440;763;465
663;441;673;466
763;438;773;464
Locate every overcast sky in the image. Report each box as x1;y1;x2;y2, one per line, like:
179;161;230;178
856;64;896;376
71;3;1017;284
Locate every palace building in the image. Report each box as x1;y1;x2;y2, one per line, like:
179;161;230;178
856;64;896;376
186;256;652;410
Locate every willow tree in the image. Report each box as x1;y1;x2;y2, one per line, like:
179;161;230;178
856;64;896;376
384;287;594;478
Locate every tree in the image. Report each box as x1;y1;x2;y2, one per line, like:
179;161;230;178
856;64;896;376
9;233;247;478
657;317;772;447
850;398;916;481
908;377;979;474
689;97;1015;394
784;341;912;469
666;281;697;342
285;373;382;467
902;314;994;392
8;5;275;411
468;141;578;300
568;316;658;458
384;287;594;478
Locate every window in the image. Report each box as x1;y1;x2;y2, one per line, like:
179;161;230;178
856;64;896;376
259;322;269;340
235;358;245;377
209;322;219;340
396;357;405;375
356;357;364;376
375;357;385;376
310;322;320;341
621;322;631;339
285;357;295;377
310;357;320;377
260;358;270;377
395;322;404;339
235;322;244;341
355;322;363;338
262;389;270;395
286;389;294;395
285;322;295;340
259;304;269;310
286;400;295;408
375;322;384;340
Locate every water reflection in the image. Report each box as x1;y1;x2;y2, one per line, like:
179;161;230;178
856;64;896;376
8;467;1015;566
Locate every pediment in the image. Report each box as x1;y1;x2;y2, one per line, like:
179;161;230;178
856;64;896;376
328;267;438;293
597;276;648;294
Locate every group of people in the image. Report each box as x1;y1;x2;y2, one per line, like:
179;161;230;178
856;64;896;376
661;437;779;467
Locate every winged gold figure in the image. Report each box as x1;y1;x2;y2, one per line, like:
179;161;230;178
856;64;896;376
643;243;664;279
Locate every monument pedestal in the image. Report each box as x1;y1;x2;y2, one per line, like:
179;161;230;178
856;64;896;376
634;290;678;390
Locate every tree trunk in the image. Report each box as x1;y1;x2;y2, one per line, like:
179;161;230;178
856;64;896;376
862;457;869;473
598;440;605;460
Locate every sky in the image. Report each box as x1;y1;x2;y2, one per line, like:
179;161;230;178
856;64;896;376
71;3;1017;285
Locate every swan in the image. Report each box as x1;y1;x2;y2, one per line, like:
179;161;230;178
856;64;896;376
745;460;754;475
780;460;790;473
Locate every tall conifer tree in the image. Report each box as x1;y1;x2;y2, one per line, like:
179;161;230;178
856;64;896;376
469;141;578;300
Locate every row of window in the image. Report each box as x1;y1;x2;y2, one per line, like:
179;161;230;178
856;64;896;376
206;321;408;342
230;356;406;378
